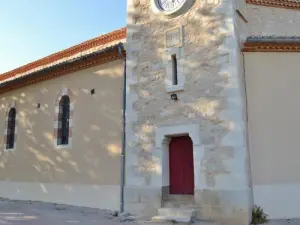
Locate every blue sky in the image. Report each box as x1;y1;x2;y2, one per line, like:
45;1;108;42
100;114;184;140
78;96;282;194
0;1;127;73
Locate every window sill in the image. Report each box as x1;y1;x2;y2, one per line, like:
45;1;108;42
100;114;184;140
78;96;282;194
54;144;72;150
166;84;184;93
4;148;16;152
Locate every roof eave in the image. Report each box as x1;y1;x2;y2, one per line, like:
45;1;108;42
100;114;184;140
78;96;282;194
243;36;300;52
0;43;125;88
0;44;125;94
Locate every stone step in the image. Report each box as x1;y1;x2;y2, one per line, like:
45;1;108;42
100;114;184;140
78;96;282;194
138;220;222;225
163;200;196;208
163;195;196;208
138;221;173;225
193;222;223;225
164;195;194;202
158;208;195;218
152;215;192;223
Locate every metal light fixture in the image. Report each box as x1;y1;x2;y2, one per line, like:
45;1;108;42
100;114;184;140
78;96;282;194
171;93;178;101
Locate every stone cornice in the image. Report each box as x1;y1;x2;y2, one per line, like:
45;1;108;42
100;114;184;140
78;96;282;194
246;0;300;10
243;42;300;52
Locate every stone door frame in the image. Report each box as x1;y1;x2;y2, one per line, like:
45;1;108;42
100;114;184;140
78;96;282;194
155;123;203;193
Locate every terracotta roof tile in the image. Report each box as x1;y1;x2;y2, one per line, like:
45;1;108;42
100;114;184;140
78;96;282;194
0;27;126;84
246;36;300;43
246;0;300;10
243;36;300;52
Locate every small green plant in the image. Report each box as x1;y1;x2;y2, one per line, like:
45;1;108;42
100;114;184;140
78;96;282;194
251;205;269;224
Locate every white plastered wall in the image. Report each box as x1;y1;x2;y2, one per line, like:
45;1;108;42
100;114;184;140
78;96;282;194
0;60;124;210
245;53;300;219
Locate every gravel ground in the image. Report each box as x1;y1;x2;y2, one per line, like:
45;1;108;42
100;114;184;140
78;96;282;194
0;198;138;225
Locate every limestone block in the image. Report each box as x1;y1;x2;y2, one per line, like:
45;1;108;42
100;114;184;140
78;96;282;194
139;188;162;203
125;0;250;221
192;205;212;221
158;208;195;218
152;215;191;223
194;189;252;224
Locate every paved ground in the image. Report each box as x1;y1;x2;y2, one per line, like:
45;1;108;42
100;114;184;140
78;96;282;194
267;220;300;225
0;199;299;225
0;199;137;225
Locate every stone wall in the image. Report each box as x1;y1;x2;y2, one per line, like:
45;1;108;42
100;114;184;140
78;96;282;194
125;0;251;224
234;0;249;44
247;4;300;36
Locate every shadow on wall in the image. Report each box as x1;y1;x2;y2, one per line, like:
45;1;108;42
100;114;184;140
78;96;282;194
0;64;123;192
127;0;237;187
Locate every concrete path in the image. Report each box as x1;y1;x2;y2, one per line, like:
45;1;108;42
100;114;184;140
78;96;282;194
0;199;136;225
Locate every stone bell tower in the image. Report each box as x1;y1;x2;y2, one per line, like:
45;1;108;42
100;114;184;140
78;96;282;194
124;0;252;224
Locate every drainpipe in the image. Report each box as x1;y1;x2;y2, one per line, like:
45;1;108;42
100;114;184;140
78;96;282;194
118;45;126;213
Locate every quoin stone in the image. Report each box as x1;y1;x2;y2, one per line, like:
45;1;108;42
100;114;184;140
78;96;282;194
0;0;300;224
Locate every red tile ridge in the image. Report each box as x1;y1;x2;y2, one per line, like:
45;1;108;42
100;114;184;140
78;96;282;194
0;27;127;82
246;0;300;10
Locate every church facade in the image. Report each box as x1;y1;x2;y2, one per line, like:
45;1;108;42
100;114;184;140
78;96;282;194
0;0;299;224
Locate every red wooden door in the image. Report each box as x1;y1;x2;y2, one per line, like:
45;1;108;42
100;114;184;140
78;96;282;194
169;136;194;195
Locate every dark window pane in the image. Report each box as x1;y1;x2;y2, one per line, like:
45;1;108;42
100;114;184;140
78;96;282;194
172;54;178;86
58;95;70;145
6;108;16;149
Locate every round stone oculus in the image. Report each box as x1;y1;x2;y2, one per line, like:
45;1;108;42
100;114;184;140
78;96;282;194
151;0;194;17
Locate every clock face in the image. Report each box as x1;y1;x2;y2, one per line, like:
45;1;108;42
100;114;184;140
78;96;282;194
157;0;186;12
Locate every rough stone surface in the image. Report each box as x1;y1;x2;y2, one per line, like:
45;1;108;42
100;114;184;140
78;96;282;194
125;0;251;224
247;4;300;36
120;212;136;222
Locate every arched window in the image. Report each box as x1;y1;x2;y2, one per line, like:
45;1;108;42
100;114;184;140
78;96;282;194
6;108;16;149
54;88;74;148
57;95;70;145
